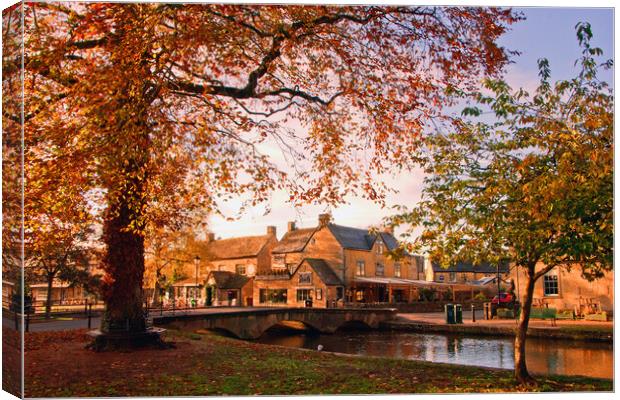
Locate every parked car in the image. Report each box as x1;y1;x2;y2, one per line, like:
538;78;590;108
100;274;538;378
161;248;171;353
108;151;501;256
491;292;514;305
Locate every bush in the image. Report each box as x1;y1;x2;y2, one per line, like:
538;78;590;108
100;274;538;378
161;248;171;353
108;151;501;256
473;292;488;301
419;288;437;302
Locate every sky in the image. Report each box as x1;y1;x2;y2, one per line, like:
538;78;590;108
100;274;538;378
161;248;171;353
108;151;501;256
207;6;614;241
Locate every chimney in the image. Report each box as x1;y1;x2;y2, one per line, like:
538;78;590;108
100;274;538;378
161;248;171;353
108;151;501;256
318;213;332;228
206;232;215;242
287;221;296;232
267;226;276;236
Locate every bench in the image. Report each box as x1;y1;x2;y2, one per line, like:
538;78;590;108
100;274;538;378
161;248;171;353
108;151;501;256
556;309;576;320
530;307;557;326
584;312;608;321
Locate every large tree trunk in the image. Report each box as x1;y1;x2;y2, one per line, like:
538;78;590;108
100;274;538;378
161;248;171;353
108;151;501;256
514;264;536;384
45;272;54;319
100;172;147;334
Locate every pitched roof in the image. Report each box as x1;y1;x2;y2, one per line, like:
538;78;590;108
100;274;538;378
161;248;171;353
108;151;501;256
328;224;400;251
297;258;343;286
172;277;201;287
203;234;272;260
431;260;510;274
272;227;316;253
272;221;403;254
207;271;251;289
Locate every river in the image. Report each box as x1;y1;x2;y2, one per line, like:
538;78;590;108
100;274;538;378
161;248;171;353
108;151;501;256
255;329;613;379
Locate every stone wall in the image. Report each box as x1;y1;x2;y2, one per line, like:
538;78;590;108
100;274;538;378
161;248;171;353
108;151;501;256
509;263;614;312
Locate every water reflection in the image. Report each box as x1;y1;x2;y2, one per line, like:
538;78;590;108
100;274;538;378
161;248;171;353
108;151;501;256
256;330;612;379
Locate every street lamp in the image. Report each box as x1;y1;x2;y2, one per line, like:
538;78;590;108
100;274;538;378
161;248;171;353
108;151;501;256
194;256;201;305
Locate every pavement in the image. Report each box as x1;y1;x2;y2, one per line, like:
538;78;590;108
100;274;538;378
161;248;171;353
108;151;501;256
397;311;613;329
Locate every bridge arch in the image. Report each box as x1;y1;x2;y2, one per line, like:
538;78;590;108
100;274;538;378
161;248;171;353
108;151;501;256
153;307;397;340
261;319;322;333
335;319;374;331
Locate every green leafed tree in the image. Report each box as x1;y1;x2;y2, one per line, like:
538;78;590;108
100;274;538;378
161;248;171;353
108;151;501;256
389;23;613;384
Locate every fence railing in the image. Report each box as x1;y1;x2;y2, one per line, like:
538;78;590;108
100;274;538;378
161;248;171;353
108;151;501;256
3;301;102;332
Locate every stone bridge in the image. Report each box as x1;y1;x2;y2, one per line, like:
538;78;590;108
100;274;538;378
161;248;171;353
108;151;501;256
152;307;398;339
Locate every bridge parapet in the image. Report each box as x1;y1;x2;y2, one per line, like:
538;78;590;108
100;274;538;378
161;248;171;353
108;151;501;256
153;307;397;339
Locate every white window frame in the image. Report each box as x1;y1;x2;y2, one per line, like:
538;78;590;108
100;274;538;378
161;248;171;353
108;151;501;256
296;288;313;302
376;241;384;254
356;260;366;276
543;270;560;297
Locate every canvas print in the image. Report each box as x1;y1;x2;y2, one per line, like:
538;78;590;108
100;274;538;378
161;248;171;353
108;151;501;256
1;1;614;398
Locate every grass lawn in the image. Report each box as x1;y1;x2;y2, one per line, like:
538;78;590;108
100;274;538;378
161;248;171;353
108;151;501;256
20;328;612;397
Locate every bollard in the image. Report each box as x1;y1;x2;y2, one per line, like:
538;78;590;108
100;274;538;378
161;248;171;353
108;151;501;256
160;301;163;316
25;312;30;332
87;304;93;329
14;312;18;330
471;304;476;323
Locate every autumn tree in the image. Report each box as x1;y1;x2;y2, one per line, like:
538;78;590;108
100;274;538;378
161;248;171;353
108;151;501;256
21;103;99;317
144;226;206;306
2;5;24;309
389;23;613;384
14;3;520;341
26;223;94;318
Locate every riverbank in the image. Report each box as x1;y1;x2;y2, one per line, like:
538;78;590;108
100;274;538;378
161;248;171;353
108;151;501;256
385;313;613;342
19;328;611;396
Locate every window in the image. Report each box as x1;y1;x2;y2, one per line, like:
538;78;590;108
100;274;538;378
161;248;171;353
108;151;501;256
235;264;246;275
543;271;559;296
376;263;384;276
190;287;201;299
449;272;456;282
376;241;384;254
286;263;296;274
259;289;287;304
356;261;366;276
218;265;225;271
438;275;445;282
336;287;344;300
315;288;323;300
299;272;312;284
394;263;401;277
297;289;313;302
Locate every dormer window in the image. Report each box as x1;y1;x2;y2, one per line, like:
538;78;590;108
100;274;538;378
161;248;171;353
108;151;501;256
376;241;384;255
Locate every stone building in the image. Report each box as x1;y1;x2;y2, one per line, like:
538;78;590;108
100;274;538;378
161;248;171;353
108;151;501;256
205;270;253;306
254;213;429;307
429;260;510;284
167;226;279;307
254;258;345;308
508;263;614;315
201;226;278;277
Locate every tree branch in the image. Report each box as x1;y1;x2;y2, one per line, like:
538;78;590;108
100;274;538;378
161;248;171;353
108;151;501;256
533;263;557;281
